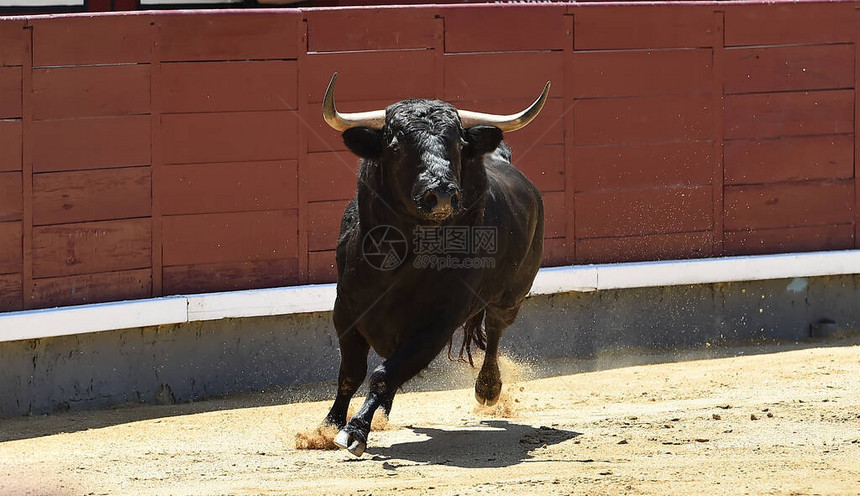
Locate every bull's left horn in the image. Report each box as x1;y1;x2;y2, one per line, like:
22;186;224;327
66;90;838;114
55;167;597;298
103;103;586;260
458;81;551;132
322;73;386;131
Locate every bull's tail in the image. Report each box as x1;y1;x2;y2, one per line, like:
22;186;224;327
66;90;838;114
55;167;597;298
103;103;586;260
448;309;487;367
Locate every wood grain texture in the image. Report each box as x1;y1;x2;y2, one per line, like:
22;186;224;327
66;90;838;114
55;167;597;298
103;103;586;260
443;4;566;52
574;5;716;50
572;49;712;99
574;142;713;192
32;219;152;278
307;7;439;52
162;210;298;266
724;136;854;185
160;112;298;165
32;116;151;172
724;224;855;256
30;269;151;308
575;186;713;238
0;274;22;312
0;67;22;119
0;120;22;173
32;65;150;120
0;172;22;222
724;181;854;231
33;167;151;226
32;15;153;67
574;96;713;146
157;12;300;62
576;231;713;264
307;200;350;252
0;221;22;275
162;259;299;295
158;161;298;215
161;61;298;113
724;2;854;47
724;90;854;140
724;44;854;95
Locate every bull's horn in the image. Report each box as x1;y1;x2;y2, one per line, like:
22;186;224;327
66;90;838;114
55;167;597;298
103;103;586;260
322;73;386;131
458;81;551;132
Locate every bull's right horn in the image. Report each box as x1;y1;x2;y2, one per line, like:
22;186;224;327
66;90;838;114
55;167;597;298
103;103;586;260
458;81;551;132
322;73;386;131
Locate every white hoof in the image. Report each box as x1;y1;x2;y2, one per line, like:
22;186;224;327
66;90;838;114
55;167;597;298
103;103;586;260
334;429;366;457
475;390;500;407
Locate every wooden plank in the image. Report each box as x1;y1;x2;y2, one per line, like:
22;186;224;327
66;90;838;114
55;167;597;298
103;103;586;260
724;44;854;95
302;152;359;203
32;116;151;172
0;172;21;222
724;135;854;186
0;274;22;312
574;141;713;192
543;191;565;239
32;15;153;67
574;96;713;146
307;7;439;52
576;231;713;264
0;120;22;172
157;12;300;62
724;90;854;141
158;160;298;215
0;221;22;274
162;258;299;295
443;4;566;53
308;250;337;284
444;52;563;101
574;5;717;50
541;237;569;267
724;181;854;231
162;210;298;266
516;144;564;193
32;218;152;278
0;67;21;119
572;49;712;99
161;61;298;113
29;269;151;308
575;186;713;238
32;65;150;120
160;112;298;164
307;200;349;252
724;224;855;256
33;167;151;226
0;19;27;66
305;51;436;103
724;2;854;47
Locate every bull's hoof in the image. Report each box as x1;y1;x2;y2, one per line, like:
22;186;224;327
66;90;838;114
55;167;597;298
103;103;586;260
475;389;500;407
334;429;367;457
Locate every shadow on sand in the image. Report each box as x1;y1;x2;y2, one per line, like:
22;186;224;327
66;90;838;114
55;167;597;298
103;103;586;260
368;420;581;469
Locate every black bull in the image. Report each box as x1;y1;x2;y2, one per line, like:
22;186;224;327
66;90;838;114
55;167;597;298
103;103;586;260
321;74;549;456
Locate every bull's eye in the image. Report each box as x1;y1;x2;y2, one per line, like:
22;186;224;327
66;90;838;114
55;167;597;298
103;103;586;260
388;137;400;153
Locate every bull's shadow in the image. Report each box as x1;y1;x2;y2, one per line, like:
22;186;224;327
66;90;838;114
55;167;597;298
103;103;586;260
368;420;580;469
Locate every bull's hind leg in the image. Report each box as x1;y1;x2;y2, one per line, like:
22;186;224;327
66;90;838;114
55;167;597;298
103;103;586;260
325;327;369;429
475;305;520;406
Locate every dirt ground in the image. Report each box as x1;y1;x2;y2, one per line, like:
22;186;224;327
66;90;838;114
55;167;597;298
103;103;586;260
1;336;859;496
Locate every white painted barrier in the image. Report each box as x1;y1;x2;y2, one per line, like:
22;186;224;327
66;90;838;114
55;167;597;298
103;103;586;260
2;249;859;343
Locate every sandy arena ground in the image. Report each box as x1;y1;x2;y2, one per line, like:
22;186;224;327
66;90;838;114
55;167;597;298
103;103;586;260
1;336;859;496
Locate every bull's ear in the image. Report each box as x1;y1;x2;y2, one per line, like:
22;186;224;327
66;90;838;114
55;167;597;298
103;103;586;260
465;125;504;156
343;127;383;159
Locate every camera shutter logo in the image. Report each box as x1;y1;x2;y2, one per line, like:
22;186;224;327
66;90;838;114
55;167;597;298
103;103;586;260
362;225;408;270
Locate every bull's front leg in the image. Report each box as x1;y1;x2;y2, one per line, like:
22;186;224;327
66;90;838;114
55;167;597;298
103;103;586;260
325;320;370;429
334;324;454;457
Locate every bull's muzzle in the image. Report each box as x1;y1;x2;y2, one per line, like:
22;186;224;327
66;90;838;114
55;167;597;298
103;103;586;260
421;186;461;221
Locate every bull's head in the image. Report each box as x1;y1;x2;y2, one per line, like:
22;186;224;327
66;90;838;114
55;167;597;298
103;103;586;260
323;73;550;223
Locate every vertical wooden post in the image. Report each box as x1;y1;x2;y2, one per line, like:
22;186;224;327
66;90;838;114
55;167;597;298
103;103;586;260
150;19;163;297
296;16;310;284
563;11;576;264
21;21;33;309
711;10;726;258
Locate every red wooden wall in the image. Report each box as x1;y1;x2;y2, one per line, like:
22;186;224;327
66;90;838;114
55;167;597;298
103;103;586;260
0;2;857;312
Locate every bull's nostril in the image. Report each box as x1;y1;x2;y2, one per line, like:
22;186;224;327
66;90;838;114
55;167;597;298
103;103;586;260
423;191;438;210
